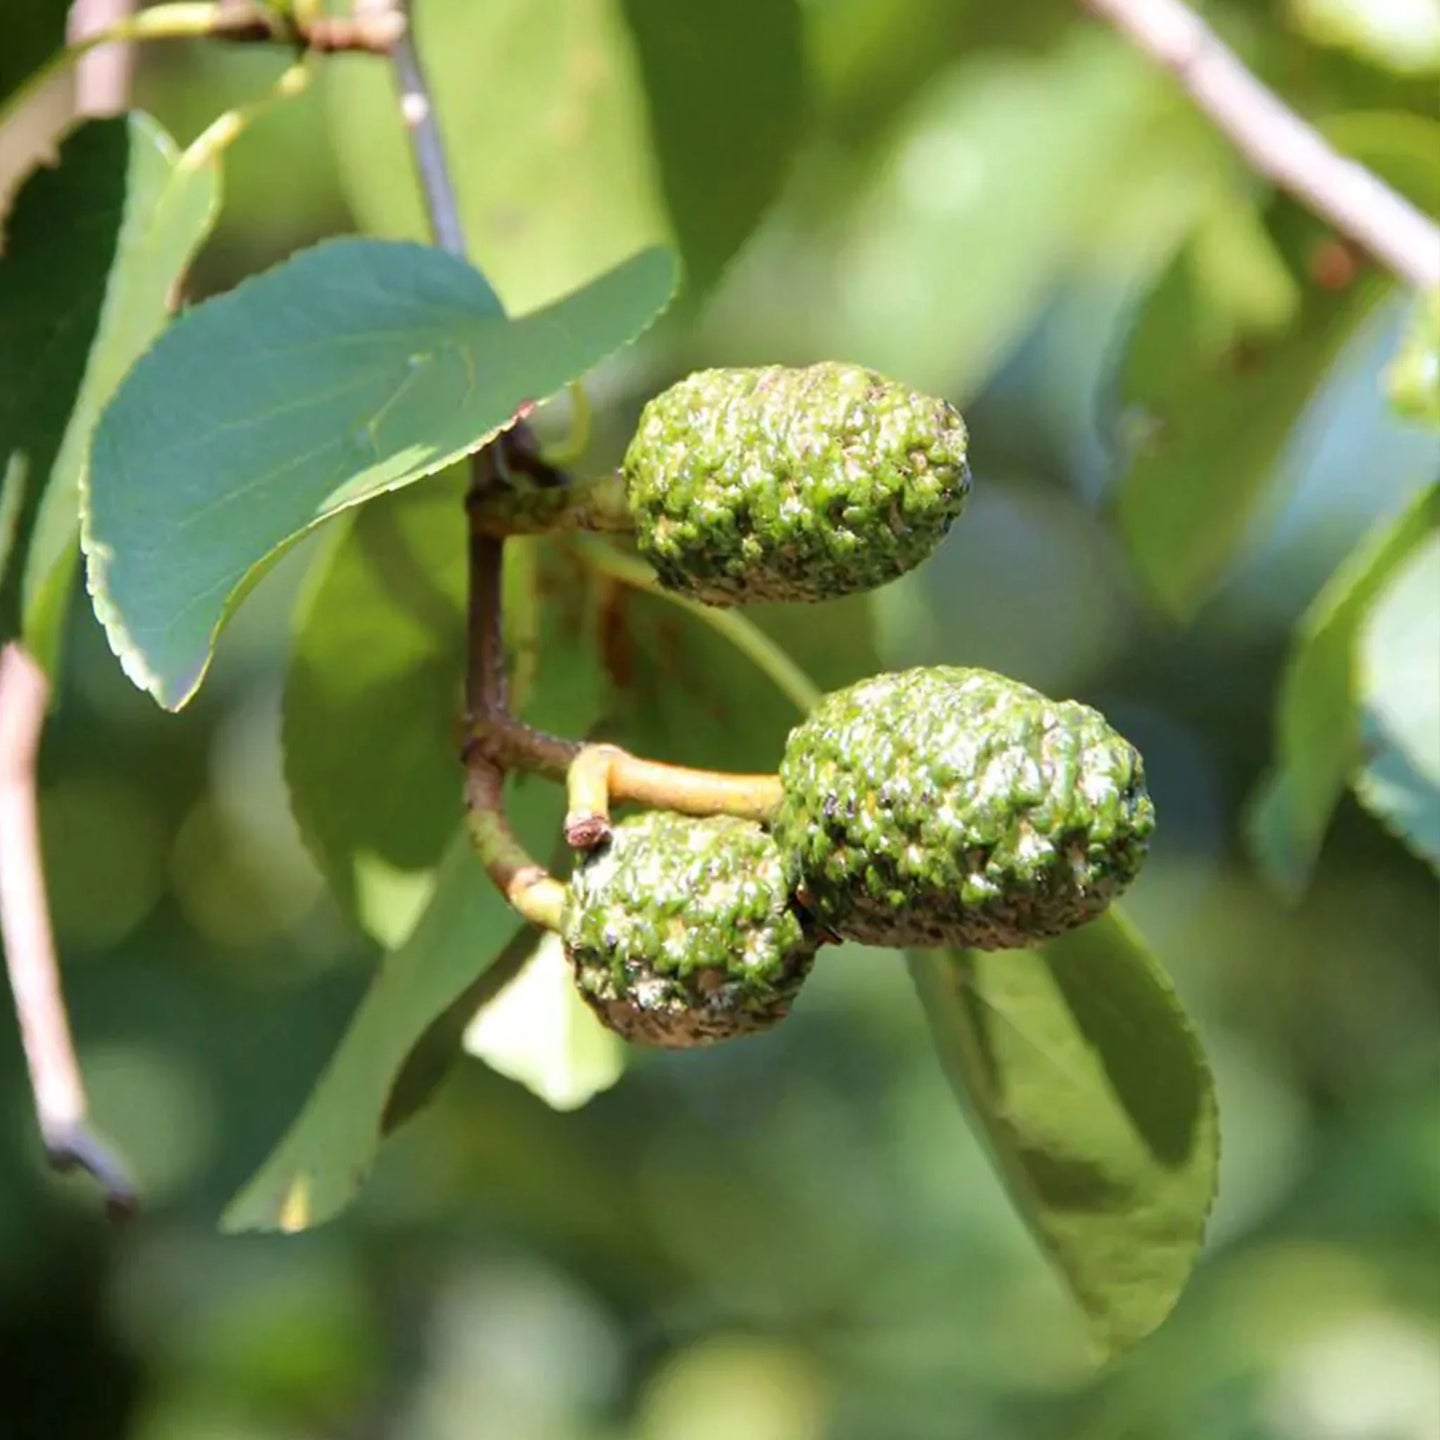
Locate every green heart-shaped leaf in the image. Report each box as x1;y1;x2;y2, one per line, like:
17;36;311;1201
84;237;677;709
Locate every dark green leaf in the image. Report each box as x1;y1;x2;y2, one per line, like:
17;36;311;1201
221;830;549;1233
83;238;677;710
908;909;1218;1361
1113;201;1387;618
1354;532;1440;869
0;0;66;112
381;921;537;1137
620;0;805;297
1249;482;1439;896
0;113;218;671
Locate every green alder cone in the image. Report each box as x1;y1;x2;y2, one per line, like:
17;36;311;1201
563;810;818;1047
774;667;1155;950
622;362;970;605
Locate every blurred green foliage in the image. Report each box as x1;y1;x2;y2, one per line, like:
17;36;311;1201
0;0;1437;1437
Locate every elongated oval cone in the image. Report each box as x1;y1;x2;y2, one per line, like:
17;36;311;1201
773;667;1155;950
623;362;970;605
563;811;817;1047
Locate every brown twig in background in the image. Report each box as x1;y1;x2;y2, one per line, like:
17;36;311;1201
1080;0;1440;290
67;0;136;116
0;646;136;1216
390;0;468;258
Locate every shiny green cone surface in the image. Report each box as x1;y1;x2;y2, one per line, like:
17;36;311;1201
563;811;818;1047
774;667;1155;949
623;362;970;605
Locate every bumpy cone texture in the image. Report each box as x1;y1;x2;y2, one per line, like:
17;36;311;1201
563;811;818;1047
774;667;1155;950
623;362;970;605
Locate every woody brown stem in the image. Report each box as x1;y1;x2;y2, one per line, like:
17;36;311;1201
1080;0;1440;289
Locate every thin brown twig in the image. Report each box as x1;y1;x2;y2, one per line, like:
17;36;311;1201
465;470;510;721
1080;0;1440;290
390;0;467;257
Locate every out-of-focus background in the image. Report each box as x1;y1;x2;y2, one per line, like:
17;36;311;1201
2;1;1438;1437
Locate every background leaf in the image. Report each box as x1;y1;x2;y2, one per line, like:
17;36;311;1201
1248;482;1439;895
1322;111;1440;216
907;910;1218;1361
1113;199;1387;618
574;546;877;770
326;0;669;314
1290;0;1440;75
704;33;1198;400
619;0;805;298
83;237;677;710
284;484;608;944
1353;531;1440;869
283;472;467;946
0;112;218;672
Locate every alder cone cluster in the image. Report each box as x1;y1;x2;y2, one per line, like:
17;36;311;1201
564;367;1155;1045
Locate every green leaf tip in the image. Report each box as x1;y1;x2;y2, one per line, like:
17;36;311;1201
909;909;1219;1362
1353;530;1440;870
83;237;679;710
1247;481;1439;896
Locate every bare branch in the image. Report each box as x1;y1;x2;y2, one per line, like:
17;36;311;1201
0;646;136;1217
1081;0;1440;290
